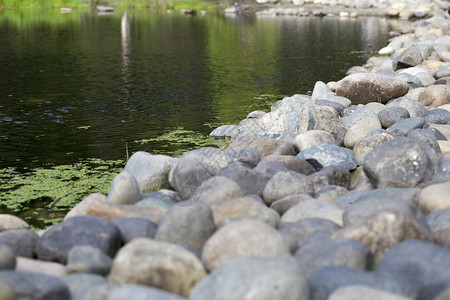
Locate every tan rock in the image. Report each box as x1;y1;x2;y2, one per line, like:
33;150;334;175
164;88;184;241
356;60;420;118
438;140;450;154
16;257;67;278
0;215;29;232
85;201;166;224
418;181;450;215
418;85;450;107
64;193;107;221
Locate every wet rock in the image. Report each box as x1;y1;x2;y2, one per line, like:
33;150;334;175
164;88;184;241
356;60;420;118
0;270;70;300
67;245;112;275
387;117;426;134
427;207;450;231
110;217;158;243
328;285;413;300
110;238;205;297
212;197;280;227
376;239;450;299
15;257;66;278
0;228;38;258
63;273;106;300
260;154;315;175
393;45;423;70
362;137;439;187
0;244;15;270
294;235;372;276
297;144;357;171
0;214;29;232
106;285;187;300
202;219;289;271
281;199;343;225
270;194;313;215
218;162;270;196
335;73;409;105
190;256;309;300
263;171;314;205
278;218;340;245
123;151;177;192
36;216;122;264
377;107;410;128
418;85;450;107
293;130;336;152
107;172;141;205
417;181;450;215
155;201;215;253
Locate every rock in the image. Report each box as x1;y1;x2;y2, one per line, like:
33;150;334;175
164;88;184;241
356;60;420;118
0;270;70;300
429;229;450;250
328;285;413;300
385;33;414;51
226;148;261;167
110;238;205;297
407;128;442;154
344;115;382;148
309;165;351;190
247;110;266;118
192;175;243;209
418;85;450;107
36;216;122;264
297;144;357;171
226;135;282;158
263;171;314;205
64;193;107;220
315;185;348;203
106;285;187;300
294;235;372;276
434;287;450;300
378;46;395;56
63;273;106;300
107;172;141;205
427;207;450;231
362;137;440;187
212;197;280;227
346;66;367;76
316;100;345;116
0;215;29;231
86;201;166;224
0;279;14;300
386;97;427;117
67;245;112;275
435;64;450;79
260;154;315;175
281;199;343;225
376;239;450;299
0;228;38;258
209;124;241;138
342;107;376;129
417;181;450;215
201;219;289;271
15;257;66;278
218;162;271;196
190;256;309;300
393;46;423;70
309;266;410;300
395;72;422;85
335;73;409;105
272;142;298;156
387;116;426;134
123;151;177;192
353;132;395;159
0;245;15;270
293;130;336;151
278;218;340;245
311;81;332;101
155;201;215;253
110;217;158;243
270;194;313;215
377;107;410;128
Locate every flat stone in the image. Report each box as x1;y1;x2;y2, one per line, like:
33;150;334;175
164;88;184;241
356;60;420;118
209;124;241;138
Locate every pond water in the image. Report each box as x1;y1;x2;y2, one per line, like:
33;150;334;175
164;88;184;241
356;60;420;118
0;9;398;228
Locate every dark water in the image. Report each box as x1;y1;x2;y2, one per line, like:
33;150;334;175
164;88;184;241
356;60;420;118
0;10;398;168
0;9;399;227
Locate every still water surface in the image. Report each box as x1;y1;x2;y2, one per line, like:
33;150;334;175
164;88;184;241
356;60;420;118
0;9;398;226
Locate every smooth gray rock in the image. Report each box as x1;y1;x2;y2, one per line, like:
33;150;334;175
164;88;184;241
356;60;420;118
393;46;423;70
316;100;345;115
155;201;215;253
261;154;315;175
421;108;450;124
219;162;271;197
376;239;450;299
263;171;314;205
353;132;395;160
270;194;314;215
67;245;112;275
394;72;422;85
362;137;440;188
36;216;122;264
209;124;241;138
309;266;412;300
190;256;309;300
226;135;283;158
407;128;442;154
0;270;70;300
202;219;290;271
109;238;205;297
311;81;332;101
328;285;413;300
294;235;372;276
315;185;348;202
0;229;38;258
308;166;351;190
0;244;15;270
377;107;410;128
387;117;426;133
192;175;243;209
108;285;187;300
123;151;177;192
110;217;158;243
297;144;356;171
342;107;377;130
427;207;450;231
386;97;427;117
335;73;409;105
281;199;342;225
293;130;336;152
435;64;450;79
278;218;340;245
107;172;141;205
63;273;106;300
225;148;261;167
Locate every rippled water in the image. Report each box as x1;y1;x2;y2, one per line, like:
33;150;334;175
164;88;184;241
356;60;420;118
0;9;398;227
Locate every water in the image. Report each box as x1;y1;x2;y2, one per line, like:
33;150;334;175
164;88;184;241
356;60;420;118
0;9;398;227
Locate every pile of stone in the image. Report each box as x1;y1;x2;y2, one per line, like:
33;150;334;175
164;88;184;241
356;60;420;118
0;4;449;300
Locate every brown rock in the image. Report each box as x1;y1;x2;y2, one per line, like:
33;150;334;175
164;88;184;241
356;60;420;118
85;201;166;224
64;193;107;221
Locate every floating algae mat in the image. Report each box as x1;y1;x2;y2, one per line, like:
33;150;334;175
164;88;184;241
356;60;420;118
0;159;123;230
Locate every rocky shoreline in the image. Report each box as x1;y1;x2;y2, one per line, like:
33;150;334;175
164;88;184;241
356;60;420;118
1;1;450;300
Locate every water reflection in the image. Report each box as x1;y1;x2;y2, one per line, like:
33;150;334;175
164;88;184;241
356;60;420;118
121;12;131;83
